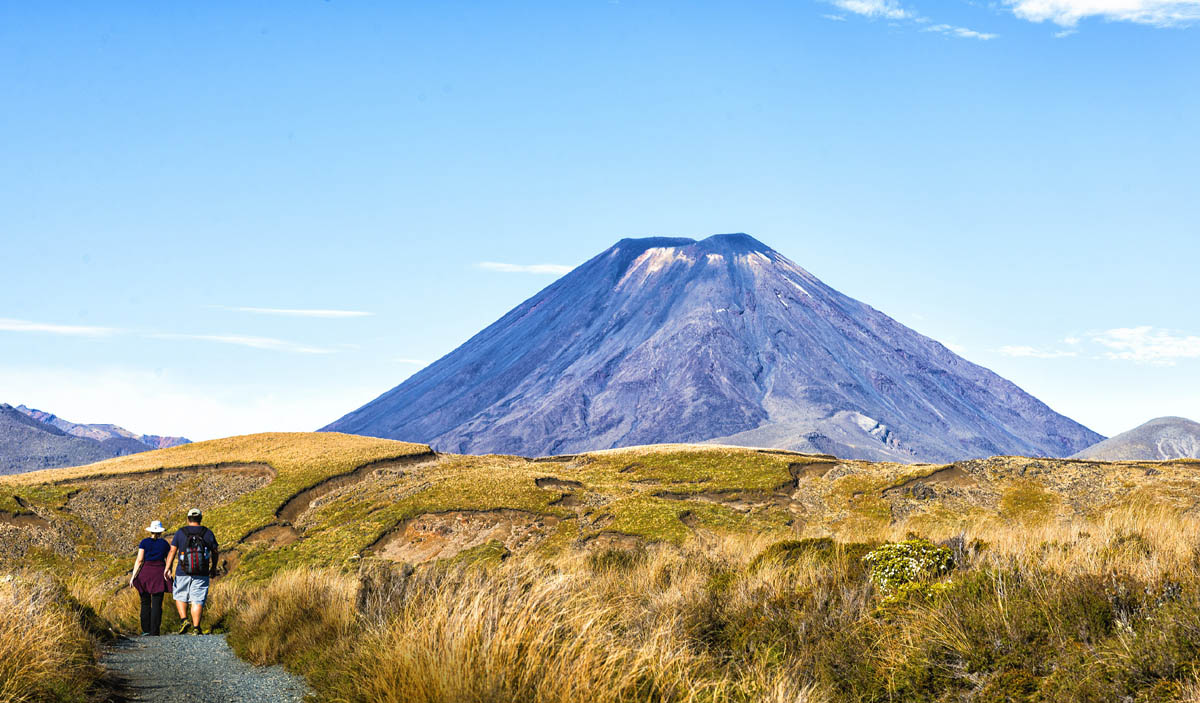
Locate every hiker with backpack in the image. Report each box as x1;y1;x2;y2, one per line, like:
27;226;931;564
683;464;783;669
165;508;219;635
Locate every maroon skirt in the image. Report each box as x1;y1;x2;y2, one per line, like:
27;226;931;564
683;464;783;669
133;560;170;594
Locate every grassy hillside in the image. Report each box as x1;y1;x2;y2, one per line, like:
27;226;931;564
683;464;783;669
5;433;1200;702
0;432;432;579
4;433;1200;581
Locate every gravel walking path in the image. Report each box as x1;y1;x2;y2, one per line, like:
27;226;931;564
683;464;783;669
102;634;312;703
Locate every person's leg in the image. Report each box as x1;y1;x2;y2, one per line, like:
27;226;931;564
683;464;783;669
188;576;209;632
173;575;192;633
139;593;151;635
150;593;164;636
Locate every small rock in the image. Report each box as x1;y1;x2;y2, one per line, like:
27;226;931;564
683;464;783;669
911;483;937;500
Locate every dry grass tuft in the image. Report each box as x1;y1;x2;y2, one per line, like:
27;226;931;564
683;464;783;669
0;572;98;703
220;504;1200;702
343;565;706;703
229;569;357;673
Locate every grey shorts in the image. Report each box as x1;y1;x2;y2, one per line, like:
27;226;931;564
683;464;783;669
172;574;210;604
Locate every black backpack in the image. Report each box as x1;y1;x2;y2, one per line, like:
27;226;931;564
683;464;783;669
179;527;212;576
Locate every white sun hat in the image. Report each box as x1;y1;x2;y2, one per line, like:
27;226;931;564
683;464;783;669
146;520;165;533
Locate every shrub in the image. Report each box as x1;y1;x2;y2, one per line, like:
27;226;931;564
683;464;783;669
585;545;647;572
861;537;954;596
887;580;954;604
749;537;874;574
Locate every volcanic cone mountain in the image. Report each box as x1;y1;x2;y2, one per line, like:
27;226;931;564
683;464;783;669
325;234;1102;462
1071;417;1200;461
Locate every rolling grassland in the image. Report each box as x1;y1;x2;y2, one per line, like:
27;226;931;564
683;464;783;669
3;433;1200;701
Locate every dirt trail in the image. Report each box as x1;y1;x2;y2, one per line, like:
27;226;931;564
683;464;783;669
275;451;438;523
102;634;310;703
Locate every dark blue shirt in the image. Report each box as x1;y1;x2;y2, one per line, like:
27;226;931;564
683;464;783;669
170;525;220;577
139;536;170;561
170;525;218;552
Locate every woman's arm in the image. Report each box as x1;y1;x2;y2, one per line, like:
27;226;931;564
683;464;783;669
165;544;178;579
129;548;145;588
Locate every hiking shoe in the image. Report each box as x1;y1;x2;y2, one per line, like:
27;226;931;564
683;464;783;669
177;622;191;635
188;627;202;636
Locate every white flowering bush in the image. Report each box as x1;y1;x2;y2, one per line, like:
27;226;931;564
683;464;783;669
861;538;954;596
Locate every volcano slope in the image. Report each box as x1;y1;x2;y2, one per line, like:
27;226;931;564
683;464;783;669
1072;416;1200;461
325;234;1102;462
7;433;1200;703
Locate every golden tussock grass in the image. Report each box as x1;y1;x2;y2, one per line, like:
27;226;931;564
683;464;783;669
229;540;857;702
229;568;357;672
223;504;1200;702
0;572;97;703
14;501;1200;702
873;499;1200;580
0;431;430;486
10;440;1200;702
345;566;705;703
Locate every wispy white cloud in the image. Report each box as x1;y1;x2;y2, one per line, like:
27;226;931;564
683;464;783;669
1006;0;1200;27
827;0;998;38
149;333;335;354
0;365;383;441
0;318;118;337
219;306;374;318
1091;326;1200;365
1001;328;1200;364
823;13;849;20
999;345;1078;359
831;0;911;19
477;262;573;275
924;23;999;39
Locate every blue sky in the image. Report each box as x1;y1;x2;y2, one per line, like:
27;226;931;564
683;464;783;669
1;1;1197;440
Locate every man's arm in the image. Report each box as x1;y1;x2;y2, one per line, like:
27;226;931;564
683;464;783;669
207;529;220;577
165;544;178;578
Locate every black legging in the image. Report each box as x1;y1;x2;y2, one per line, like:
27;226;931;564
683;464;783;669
139;592;164;635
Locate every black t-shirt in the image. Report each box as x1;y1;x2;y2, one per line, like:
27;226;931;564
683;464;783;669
171;525;219;573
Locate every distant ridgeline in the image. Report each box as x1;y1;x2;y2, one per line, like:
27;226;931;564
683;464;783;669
0;403;189;475
325;234;1104;463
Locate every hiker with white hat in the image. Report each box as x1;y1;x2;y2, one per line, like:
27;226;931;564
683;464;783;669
129;519;171;636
